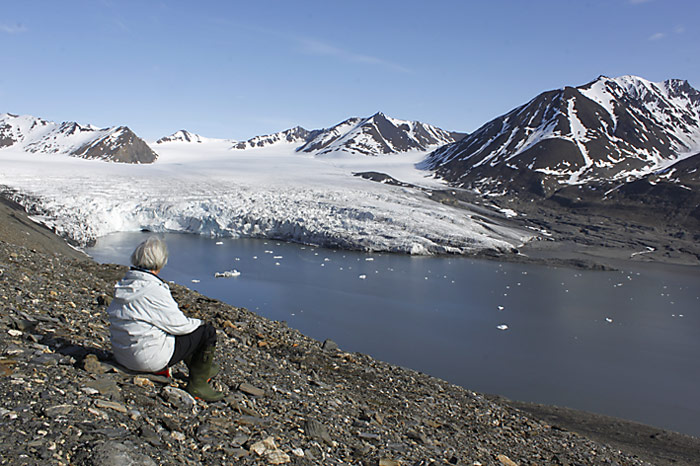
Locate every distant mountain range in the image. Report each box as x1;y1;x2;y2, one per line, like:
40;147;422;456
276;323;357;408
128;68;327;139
158;112;466;156
422;75;700;196
3;76;699;204
0;113;158;163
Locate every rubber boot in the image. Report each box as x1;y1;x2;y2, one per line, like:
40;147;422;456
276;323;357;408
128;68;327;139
185;346;224;402
184;354;220;381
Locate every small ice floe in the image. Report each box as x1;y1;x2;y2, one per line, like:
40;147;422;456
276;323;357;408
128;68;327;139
497;324;509;331
234;257;240;261
324;258;330;262
264;250;273;254
191;279;200;283
497;207;518;218
365;257;374;261
274;256;283;259
605;317;613;323
358;274;367;280
214;270;241;278
497;306;504;311
630;246;655;258
253;256;258;259
275;262;281;266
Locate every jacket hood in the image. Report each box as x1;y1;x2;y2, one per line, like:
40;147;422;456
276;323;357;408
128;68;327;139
113;269;166;302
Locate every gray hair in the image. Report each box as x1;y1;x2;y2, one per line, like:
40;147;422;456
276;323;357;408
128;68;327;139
130;237;169;271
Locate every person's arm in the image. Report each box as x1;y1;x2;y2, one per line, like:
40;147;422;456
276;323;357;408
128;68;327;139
141;283;202;335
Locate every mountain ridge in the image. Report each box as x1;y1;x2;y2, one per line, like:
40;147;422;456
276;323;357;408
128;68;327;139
156;112;465;156
423;75;700;196
0;113;158;163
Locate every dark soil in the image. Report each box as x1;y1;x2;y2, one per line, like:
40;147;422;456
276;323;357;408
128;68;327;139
428;188;700;270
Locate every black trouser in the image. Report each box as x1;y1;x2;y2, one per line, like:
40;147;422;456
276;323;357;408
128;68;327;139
166;323;217;368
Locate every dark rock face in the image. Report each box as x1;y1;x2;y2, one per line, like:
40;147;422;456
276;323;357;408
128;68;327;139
72;126;158;163
603;152;700;226
424;76;700;196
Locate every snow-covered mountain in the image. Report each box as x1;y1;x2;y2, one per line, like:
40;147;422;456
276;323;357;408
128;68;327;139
423;75;700;196
0;113;158;163
231;126;320;150
155;130;215;144
160;113;465;156
296;112;465;156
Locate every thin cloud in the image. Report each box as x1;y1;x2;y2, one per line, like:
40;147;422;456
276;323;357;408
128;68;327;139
628;0;652;4
297;37;412;74
0;23;27;34
648;32;665;41
674;25;685;34
210;19;412;74
114;19;130;33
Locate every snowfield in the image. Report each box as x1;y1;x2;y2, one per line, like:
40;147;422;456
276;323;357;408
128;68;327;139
0;141;533;255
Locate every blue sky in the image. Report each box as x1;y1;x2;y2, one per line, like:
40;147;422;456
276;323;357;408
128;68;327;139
1;0;698;141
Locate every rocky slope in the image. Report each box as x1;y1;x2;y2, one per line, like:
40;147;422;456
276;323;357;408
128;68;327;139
0;113;158;163
3;199;691;465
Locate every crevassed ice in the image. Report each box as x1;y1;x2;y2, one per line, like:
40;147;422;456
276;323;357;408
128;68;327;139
0;147;533;255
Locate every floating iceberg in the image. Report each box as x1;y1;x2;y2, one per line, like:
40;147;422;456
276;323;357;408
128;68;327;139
214;269;241;278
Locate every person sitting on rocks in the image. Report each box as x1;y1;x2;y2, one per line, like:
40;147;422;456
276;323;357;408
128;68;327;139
107;236;224;402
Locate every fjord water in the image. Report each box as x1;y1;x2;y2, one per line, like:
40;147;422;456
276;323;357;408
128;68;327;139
87;232;700;437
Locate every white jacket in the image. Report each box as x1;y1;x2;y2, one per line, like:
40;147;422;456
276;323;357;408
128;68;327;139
107;269;202;372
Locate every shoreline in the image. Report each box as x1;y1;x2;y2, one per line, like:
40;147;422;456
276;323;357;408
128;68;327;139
1;186;699;464
3;181;699;272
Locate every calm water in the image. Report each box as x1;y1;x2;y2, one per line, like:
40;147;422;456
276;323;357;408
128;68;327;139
87;232;700;437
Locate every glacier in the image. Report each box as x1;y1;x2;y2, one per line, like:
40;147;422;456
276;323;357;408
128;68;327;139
0;141;534;255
